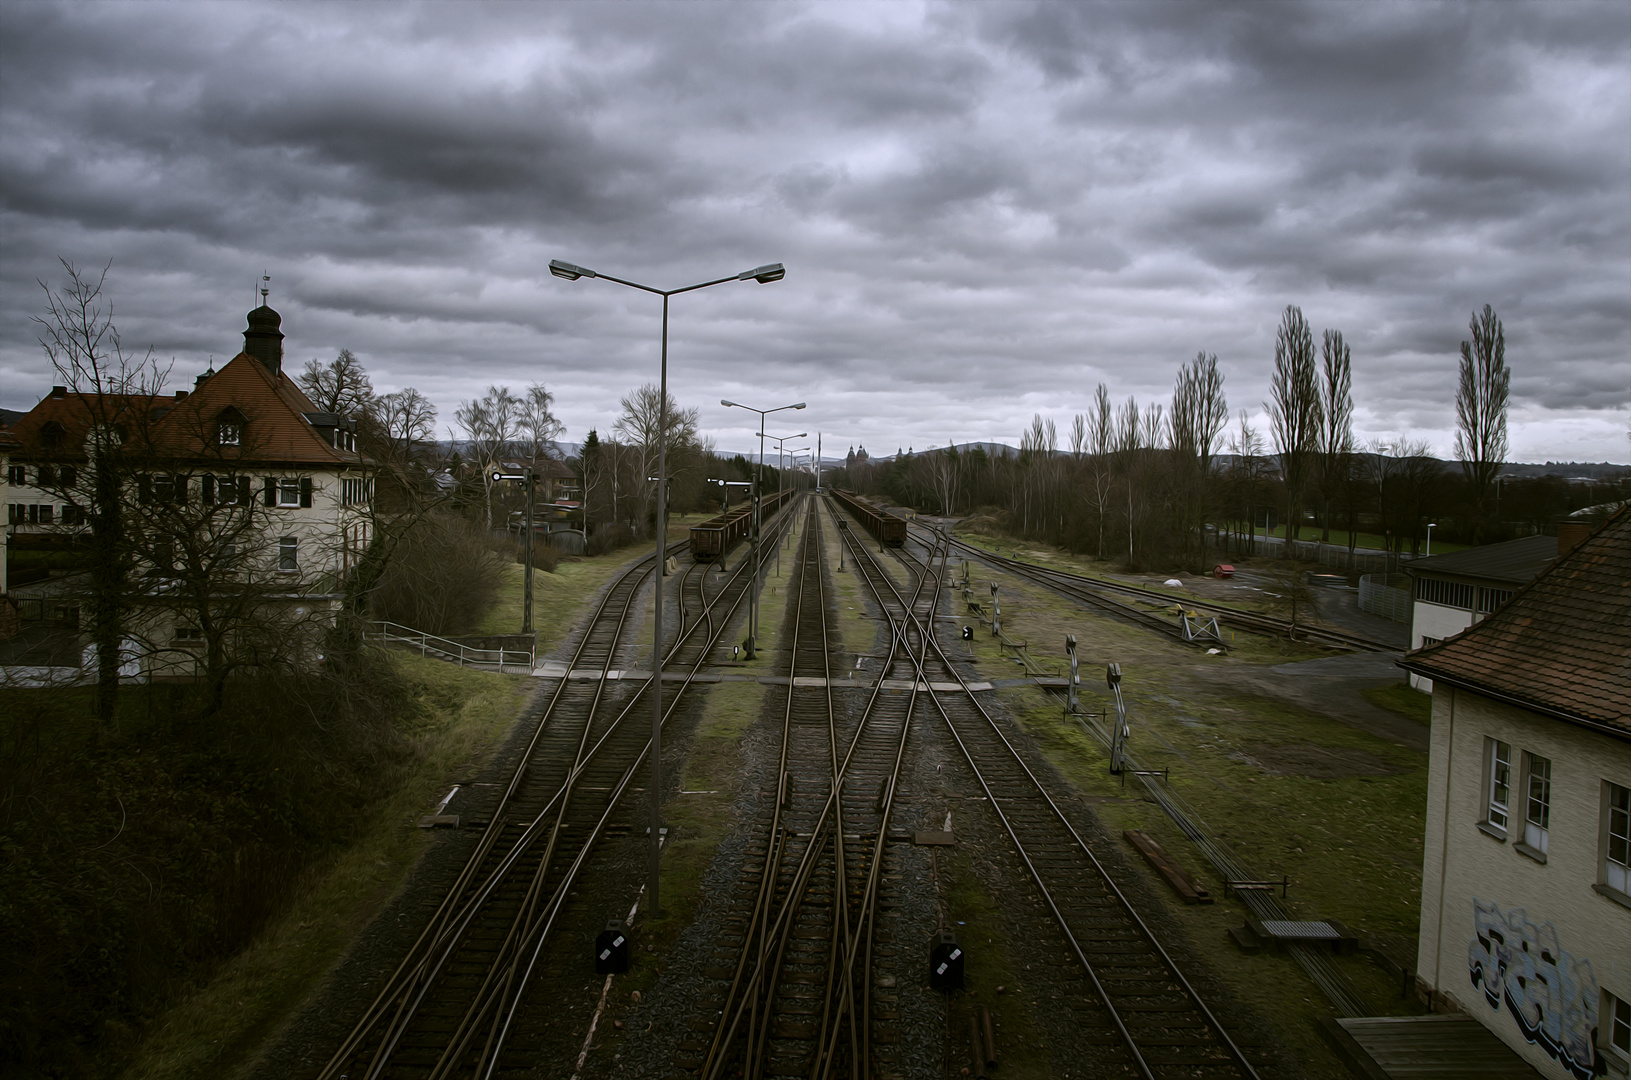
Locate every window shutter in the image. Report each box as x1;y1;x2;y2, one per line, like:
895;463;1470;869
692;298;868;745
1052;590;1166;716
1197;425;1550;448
202;475;215;504
139;476;152;504
238;476;251;506
175;475;188;504
300;477;313;507
263;477;276;506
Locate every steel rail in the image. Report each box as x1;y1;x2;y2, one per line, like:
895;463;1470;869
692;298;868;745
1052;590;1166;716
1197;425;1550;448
890;538;1263;1080
819;501;951;1078
701;498;939;1080
321;504;803;1079
931;529;1392;652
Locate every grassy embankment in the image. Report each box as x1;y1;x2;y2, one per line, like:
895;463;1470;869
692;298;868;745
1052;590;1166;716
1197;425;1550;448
945;524;1431;1079
117;539;656;1080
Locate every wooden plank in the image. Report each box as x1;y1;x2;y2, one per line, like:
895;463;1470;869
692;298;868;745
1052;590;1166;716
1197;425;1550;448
1335;1016;1543;1080
1123;829;1212;904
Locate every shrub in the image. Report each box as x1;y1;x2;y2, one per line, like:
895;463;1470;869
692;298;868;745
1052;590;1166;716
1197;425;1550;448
370;513;508;635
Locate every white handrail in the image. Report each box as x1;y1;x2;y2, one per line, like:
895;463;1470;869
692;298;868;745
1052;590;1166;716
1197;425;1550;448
368;621;534;671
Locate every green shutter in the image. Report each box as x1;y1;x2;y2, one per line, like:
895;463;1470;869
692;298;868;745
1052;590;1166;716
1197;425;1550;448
300;477;313;508
263;477;276;506
201;475;215;504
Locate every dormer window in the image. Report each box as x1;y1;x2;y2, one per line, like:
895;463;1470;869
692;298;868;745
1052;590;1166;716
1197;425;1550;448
40;421;65;449
216;407;246;448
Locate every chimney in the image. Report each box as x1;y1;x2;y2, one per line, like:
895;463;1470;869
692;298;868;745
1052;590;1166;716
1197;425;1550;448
244;304;285;377
174;390;188;399
1556;519;1592;554
50;385;67;397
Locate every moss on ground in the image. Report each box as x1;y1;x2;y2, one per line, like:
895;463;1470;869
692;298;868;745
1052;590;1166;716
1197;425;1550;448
1362;681;1432;726
938;847;1054;1078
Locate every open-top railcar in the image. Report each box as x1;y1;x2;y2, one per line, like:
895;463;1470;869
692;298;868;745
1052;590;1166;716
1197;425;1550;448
688;487;794;561
832;488;907;547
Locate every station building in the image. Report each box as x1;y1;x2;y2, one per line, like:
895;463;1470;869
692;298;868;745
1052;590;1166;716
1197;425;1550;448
1402;507;1631;1080
1;302;373;681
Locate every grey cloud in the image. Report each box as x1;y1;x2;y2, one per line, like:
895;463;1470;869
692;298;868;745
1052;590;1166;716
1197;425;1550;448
1;1;1626;461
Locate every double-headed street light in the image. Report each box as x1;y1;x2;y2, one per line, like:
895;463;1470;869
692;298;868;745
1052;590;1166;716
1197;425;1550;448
771;443;809;577
552;257;784;917
720;399;805;659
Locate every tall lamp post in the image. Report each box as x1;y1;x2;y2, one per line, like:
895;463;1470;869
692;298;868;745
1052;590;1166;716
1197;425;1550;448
720;399;805;658
1425;522;1437;558
773;444;808;576
551;257;784;916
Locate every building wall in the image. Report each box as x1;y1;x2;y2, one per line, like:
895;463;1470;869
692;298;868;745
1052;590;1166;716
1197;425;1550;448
1409;600;1479;691
1417;685;1631;1079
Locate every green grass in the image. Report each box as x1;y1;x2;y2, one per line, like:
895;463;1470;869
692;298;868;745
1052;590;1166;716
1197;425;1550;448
1363;681;1433;726
117;657;528;1080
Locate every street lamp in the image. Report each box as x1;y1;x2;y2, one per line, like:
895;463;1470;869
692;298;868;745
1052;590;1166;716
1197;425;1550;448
772;445;809;577
491;468;536;634
720;398;805;658
1426;522;1437;557
552;257;784;917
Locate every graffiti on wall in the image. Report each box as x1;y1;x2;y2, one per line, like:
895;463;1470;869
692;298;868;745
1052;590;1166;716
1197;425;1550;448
1468;897;1600;1080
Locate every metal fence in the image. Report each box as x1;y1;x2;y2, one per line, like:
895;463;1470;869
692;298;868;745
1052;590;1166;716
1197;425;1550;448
369;621;535;672
1358;574;1412;623
1211;529;1413;575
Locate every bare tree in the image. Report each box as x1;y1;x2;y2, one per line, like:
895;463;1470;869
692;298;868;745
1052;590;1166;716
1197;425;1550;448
298;349;375;416
1267;305;1323;544
519;382;564;466
613;383;700;534
32;260;168;725
1086;385;1115;558
1318;329;1354;547
1170;352;1228;566
1454;304;1510;541
372;388;438;467
455;385;521;531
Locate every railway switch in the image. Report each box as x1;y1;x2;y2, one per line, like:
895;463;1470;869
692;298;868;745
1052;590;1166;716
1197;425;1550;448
595;920;629;974
929;930;965;991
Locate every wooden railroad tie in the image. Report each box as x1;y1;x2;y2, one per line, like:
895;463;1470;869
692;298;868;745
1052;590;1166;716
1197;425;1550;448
1123;829;1212;905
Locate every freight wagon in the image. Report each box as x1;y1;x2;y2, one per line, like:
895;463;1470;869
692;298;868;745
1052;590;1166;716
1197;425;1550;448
688;487;795;561
832;489;907;547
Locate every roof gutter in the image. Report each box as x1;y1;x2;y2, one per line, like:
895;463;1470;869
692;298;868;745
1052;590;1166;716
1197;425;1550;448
1397;658;1631;743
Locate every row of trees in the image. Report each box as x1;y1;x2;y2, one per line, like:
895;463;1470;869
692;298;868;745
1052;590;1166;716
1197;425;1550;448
838;304;1618;571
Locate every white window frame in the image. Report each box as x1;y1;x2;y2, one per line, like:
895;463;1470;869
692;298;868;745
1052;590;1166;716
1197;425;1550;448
1607;781;1630;896
1485;739;1512;834
277;478;301;507
1523;753;1552;854
278;535;298;573
218;420;241;446
1604;991;1630;1075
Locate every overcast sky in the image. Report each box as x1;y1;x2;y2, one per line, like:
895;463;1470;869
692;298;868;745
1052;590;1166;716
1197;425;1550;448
2;2;1627;463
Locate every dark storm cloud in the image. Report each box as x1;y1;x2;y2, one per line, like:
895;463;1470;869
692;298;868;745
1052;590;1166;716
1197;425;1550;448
1;1;1626;463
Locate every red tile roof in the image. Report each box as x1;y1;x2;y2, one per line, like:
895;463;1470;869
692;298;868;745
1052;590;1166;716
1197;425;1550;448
1401;506;1631;739
9;354;363;469
150;353;359;466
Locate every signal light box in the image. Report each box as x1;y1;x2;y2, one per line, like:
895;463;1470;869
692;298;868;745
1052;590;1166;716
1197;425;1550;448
596;920;629;974
929;930;964;991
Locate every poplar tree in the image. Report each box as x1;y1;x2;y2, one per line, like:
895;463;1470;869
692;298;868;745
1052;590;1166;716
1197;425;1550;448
1454;304;1510;541
1267;306;1323;544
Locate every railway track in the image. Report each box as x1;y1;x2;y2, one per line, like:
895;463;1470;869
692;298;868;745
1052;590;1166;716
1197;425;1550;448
882;537;1267;1080
928;527;1393;652
690;497;943;1079
317;500;802;1080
